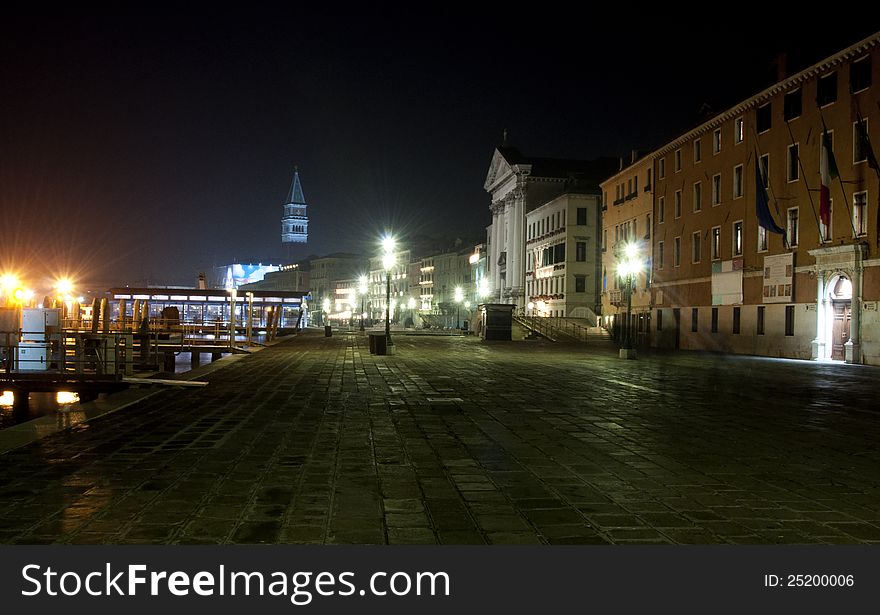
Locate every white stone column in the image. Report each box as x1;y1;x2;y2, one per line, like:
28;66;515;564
845;261;862;364
811;270;826;360
510;188;525;309
490;203;503;301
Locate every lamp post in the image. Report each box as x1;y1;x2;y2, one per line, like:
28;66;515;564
454;286;463;330
358;275;368;331
407;296;416;328
382;236;396;349
618;242;643;360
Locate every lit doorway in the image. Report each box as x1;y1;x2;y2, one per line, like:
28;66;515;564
826;275;852;361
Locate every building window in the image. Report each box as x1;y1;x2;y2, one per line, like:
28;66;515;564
759;154;769;188
733;164;743;198
734;117;744;144
733;220;743;256
711;307;718;333
634;176;639;193
733;307;741;335
757;103;772;133
817;72;838;106
850;56;872;93
712;174;721;206
647;168;652;189
691;308;698;332
659;157;665;179
674;190;682;218
658;196;665;223
658;241;664;270
675;149;682;172
785;305;795;336
757;306;765;335
711;226;721;260
787;208;799;247
673;236;681;268
820;199;832;242
693;181;702;212
783;89;802;121
575;275;586;293
787;143;799;182
713;129;722;154
854;119;870;164
602;229;607;251
657;309;663;331
694;139;702;163
576;241;587;262
758;225;768;252
854;192;867;236
692;231;701;263
576;207;587;225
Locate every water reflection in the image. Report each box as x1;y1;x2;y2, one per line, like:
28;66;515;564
0;390;85;430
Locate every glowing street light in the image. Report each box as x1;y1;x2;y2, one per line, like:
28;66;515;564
618;241;644;360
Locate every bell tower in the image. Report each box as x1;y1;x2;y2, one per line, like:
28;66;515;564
281;166;309;246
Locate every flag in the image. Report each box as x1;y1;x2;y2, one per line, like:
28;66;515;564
856;110;880;244
854;112;879;171
755;151;785;235
819;128;838;228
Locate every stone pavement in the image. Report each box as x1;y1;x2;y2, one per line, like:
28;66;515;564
1;330;879;545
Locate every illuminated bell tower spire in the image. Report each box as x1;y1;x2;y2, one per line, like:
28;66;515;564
281;166;309;245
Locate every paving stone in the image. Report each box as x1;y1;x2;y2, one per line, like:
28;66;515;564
1;331;879;545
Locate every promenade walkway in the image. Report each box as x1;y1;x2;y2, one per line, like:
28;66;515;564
1;330;878;544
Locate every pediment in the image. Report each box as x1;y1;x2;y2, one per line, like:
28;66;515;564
484;149;515;192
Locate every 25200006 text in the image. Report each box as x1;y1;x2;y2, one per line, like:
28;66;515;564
764;574;854;587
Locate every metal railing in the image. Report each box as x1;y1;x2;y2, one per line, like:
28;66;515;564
0;328;155;379
513;315;611;343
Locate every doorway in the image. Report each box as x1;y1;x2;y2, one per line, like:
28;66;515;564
827;275;852;361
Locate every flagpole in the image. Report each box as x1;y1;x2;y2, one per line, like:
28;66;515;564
817;110;858;239
856;105;880;244
780;119;823;238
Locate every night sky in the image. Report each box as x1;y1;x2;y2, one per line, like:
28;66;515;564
1;15;877;291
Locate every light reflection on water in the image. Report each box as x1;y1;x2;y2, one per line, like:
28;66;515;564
1;351;223;430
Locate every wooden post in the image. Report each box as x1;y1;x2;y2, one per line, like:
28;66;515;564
124;334;133;376
100;298;110;334
163;351;175;373
90;298;100;334
118;298;127;332
191;351;200;369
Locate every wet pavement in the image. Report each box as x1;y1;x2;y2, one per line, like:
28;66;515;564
0;329;878;545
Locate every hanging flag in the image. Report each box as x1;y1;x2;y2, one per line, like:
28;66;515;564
819;128;839;228
755;150;785;235
855;110;880;244
854;111;879;171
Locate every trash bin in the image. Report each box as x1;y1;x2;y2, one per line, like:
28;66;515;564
369;332;387;355
324;325;332;337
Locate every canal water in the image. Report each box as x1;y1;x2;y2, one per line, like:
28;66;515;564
0;351;220;430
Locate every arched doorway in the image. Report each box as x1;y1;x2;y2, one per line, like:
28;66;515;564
827;274;852;361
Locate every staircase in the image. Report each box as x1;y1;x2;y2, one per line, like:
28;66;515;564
513;314;612;344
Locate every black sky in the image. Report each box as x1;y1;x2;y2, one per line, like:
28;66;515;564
1;14;877;290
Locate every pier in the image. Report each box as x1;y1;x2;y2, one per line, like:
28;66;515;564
1;287;307;413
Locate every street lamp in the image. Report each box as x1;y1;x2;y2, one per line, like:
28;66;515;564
454;285;463;330
382;235;396;349
358;275;368;331
618;241;643;360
